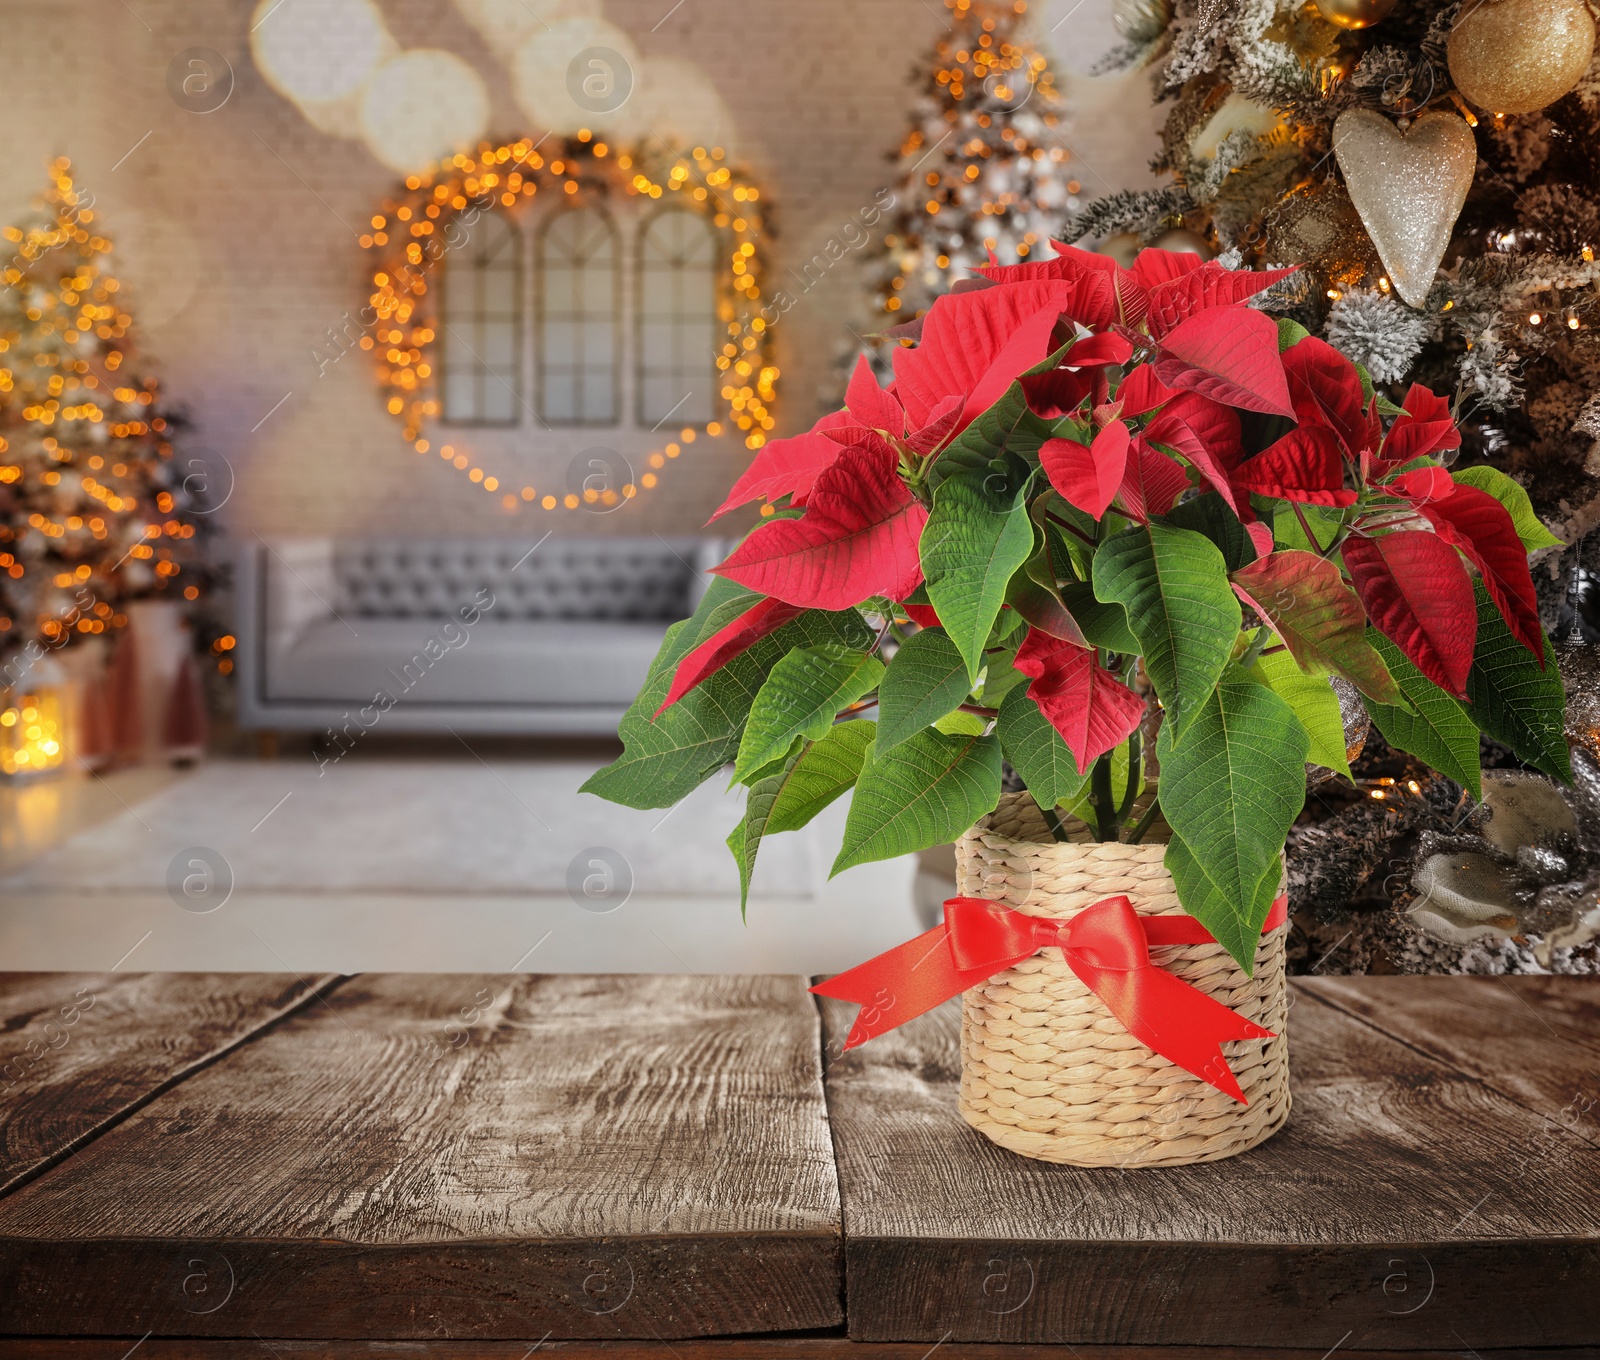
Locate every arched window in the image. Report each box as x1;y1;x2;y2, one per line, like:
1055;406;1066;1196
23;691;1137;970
637;209;717;426
537;207;620;425
439;212;522;425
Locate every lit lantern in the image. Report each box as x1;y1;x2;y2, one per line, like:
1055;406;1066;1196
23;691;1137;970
0;684;66;778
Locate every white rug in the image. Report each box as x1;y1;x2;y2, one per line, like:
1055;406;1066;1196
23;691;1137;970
0;758;813;899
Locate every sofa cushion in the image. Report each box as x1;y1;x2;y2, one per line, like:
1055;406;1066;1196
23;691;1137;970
267;616;671;707
332;537;697;622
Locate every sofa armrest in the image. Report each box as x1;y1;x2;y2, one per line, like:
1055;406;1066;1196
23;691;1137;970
235;538;339;729
260;538;339;648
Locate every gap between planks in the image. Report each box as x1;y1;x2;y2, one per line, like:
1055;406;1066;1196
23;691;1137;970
0;973;349;1202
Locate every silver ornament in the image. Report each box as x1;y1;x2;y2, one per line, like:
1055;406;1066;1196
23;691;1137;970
1332;109;1477;308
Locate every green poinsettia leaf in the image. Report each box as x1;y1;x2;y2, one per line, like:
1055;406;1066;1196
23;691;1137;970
833;728;1001;875
925;349;1068;494
767;719;878;834
736;737;804;789
581;579;873;809
1160;492;1260;574
1165;833;1285;979
934;710;989;736
1156;668;1309;972
1463;581;1571;784
995;686;1091;811
1008;518;1092;644
978;646;1029;708
989;603;1027;645
1362;629;1483;800
1450;465;1563;552
925;403;1035;493
1057;581;1140;653
735;644;883;782
876;626;973;754
921;468;1035;681
1270;501;1346;556
1276;317;1311;352
727;744;806;918
1246;649;1353;782
1094;522;1239;740
1008;568;1090;646
1032;493;1099;581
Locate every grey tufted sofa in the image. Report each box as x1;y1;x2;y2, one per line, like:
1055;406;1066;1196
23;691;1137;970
236;536;724;737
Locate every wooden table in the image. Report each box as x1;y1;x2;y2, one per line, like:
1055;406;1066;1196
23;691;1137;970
0;972;1596;1358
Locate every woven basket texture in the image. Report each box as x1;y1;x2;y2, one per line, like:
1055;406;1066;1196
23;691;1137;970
955;791;1291;1167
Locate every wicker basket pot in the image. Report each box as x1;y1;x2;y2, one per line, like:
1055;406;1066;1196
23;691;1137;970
955;792;1291;1167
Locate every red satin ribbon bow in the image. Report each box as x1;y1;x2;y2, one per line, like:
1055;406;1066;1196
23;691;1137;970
811;893;1287;1103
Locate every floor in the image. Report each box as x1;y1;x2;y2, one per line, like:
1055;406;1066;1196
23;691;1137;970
0;748;924;975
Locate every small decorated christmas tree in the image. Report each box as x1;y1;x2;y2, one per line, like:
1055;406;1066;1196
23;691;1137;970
0;159;209;671
866;0;1078;330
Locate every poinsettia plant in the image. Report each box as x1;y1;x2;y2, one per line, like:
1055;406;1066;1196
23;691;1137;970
582;244;1570;971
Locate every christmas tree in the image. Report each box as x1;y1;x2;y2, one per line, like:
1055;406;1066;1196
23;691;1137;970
866;0;1077;333
1075;0;1600;572
0;159;209;677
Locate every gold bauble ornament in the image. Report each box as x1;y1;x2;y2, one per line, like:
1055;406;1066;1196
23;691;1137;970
1332;109;1477;307
1262;181;1384;288
1448;0;1596;115
1096;232;1141;269
1312;0;1397;30
1112;0;1171;44
1149;227;1212;259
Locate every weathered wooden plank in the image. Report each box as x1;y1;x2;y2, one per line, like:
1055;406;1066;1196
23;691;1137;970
1303;975;1600;1143
0;972;341;1196
2;1343;1597;1360
820;978;1600;1348
0;973;842;1339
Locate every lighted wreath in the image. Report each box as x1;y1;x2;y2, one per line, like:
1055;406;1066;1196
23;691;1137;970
360;133;777;514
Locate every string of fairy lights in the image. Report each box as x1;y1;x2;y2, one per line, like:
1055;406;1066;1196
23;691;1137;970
362;133;778;513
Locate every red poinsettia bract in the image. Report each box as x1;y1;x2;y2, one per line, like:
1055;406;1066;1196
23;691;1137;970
1014;629;1145;775
657;240;1543;719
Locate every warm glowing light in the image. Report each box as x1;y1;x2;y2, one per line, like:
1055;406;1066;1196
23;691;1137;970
362;135;775;510
511;17;642;137
0;158;205;667
251;0;389;105
1;689;66;778
359;49;490;175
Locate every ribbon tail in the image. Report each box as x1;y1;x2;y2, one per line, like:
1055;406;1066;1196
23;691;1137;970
810;924;968;1050
1069;961;1274;1104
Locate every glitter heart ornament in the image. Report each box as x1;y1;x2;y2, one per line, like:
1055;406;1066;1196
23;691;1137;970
1332;109;1477;308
